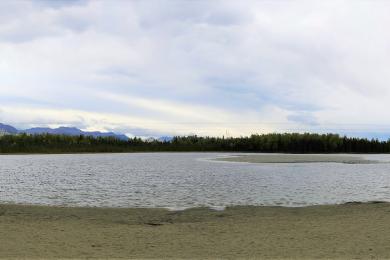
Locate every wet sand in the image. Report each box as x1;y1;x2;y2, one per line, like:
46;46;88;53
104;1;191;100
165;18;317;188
1;202;390;259
216;153;376;164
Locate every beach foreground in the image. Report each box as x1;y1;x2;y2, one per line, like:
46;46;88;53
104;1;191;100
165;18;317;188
1;203;390;259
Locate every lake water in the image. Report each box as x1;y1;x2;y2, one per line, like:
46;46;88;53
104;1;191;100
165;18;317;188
1;153;390;209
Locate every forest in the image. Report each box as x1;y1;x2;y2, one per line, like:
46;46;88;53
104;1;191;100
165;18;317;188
0;132;389;154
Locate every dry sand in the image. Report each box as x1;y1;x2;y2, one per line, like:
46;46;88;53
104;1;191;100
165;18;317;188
216;153;376;164
1;202;390;259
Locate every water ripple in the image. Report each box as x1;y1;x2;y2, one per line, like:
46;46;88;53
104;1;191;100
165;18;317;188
1;153;390;208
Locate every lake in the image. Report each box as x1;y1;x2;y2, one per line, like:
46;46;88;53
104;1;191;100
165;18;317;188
1;153;390;209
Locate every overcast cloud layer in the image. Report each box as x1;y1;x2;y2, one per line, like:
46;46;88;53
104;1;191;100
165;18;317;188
1;0;390;138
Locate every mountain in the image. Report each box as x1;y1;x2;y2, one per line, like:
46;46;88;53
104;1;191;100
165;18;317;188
0;123;18;134
82;131;129;141
158;136;173;142
22;127;129;140
0;123;171;141
23;127;83;135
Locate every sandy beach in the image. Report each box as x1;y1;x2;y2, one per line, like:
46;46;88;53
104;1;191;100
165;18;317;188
1;202;390;259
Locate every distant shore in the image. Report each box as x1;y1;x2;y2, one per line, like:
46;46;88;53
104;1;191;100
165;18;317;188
1;132;390;154
0;151;385;156
1;202;390;259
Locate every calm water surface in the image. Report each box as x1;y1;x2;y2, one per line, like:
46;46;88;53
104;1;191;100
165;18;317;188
1;153;390;209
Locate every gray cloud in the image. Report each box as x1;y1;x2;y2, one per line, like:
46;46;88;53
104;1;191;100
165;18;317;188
287;112;319;126
0;0;390;137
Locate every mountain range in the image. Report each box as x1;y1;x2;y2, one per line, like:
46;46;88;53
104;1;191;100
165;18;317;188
0;123;129;140
0;123;18;134
0;123;174;141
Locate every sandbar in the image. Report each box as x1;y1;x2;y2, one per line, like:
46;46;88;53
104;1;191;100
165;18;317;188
216;153;376;164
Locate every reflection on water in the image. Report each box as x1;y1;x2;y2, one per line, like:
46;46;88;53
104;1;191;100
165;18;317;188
1;153;390;209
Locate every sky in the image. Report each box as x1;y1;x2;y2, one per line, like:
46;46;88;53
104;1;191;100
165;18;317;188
1;0;390;138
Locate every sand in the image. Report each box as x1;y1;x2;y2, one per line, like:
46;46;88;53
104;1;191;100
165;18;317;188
1;202;390;259
216;153;376;164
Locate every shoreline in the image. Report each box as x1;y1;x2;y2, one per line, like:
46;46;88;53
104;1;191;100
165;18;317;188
0;151;388;155
2;202;390;258
1;200;387;210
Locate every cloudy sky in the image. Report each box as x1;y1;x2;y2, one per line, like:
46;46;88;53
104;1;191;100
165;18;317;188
1;0;390;138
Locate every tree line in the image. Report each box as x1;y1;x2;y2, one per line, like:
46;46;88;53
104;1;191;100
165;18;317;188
0;132;389;154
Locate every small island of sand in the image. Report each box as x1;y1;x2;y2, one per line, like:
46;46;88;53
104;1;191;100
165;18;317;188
216;154;377;164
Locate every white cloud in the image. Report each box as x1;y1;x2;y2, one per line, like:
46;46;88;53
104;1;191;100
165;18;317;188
1;0;390;137
0;104;284;137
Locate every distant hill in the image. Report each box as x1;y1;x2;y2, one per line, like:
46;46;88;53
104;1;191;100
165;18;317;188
158;136;174;142
0;123;18;134
21;127;129;140
0;123;128;140
0;123;175;141
23;127;83;135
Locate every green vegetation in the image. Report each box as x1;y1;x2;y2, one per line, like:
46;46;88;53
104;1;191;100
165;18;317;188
0;132;389;154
